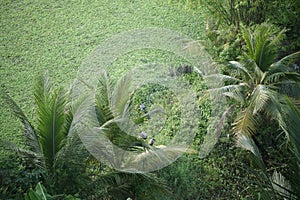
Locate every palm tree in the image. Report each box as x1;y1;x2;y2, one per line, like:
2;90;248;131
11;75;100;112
206;23;300;138
1;72;171;199
1;73;77;188
203;23;300;198
80;70;188;173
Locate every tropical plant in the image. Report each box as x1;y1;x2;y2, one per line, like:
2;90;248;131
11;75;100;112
1;72;171;199
237;130;299;199
25;182;52;200
0;73;83;192
206;23;300;138
205;23;300;199
3;75;72;182
78;71;172;199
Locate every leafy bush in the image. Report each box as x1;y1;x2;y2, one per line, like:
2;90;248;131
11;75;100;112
0;154;41;199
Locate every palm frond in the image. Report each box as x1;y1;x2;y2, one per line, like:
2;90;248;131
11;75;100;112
111;73;132;117
236;134;265;170
278;79;300;99
273;51;300;68
264;72;289;84
204;74;243;84
236;134;279;199
34;74;68;173
207;84;247;98
242;23;285;72
251;85;273;114
223;89;246;103
199;105;234;158
95;88;114;126
95;72;114;126
241;25;255;59
1;85;42;166
228;61;252;80
232;106;258;136
244;59;263;84
0;140;44;169
272;171;296;200
281;97;300;163
97;71;112;108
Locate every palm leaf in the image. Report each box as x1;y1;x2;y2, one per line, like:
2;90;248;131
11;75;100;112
223;89;246;103
97;71;112;108
272;171;296;200
1;86;41;155
34;74;68;174
236;134;265;170
241;25;255;59
264;72;289;84
228;61;252;80
251;84;273;114
0;140;44;169
273;51;300;67
1;85;43;166
232;106;258;136
111;73;132;117
199;105;234;158
242;23;285;72
281;97;300;163
244;59;263;84
204;74;243;84
207;84;247;98
278;79;300;99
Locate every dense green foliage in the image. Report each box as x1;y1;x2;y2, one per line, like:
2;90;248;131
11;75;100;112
1;0;300;199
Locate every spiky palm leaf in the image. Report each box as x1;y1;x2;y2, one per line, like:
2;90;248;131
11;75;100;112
34;74;70;178
237;133;299;200
1;86;43;168
94;72;145;152
242;23;286;72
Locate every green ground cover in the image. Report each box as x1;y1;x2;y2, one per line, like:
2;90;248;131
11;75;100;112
0;0;206;144
3;1;298;199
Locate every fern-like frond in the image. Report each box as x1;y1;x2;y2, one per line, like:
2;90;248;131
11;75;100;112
251;84;273;114
242;23;285;72
0;140;44;169
236;134;265;169
228;61;252;80
97;71;112;108
272;171;296;200
278;79;300;99
264;72;288;84
281;97;300;163
1;85;43;167
244;59;263;84
241;25;255;59
273;51;300;68
204;74;243;84
232;106;258;136
111;73;132;116
34;74;68;174
223;89;245;103
207;84;247;99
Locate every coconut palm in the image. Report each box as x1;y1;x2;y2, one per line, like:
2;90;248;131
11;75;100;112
90;71;190;172
205;23;300;199
1;73;170;199
237;102;300;200
1;73;78;188
206;23;300;138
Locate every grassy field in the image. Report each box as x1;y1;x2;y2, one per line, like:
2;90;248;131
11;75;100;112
0;0;206;144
